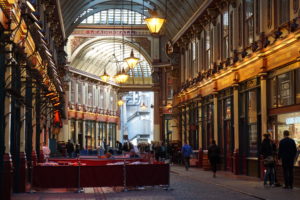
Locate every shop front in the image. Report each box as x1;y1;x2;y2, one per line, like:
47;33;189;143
218;88;234;171
268;67;300;166
239;78;261;177
201;95;214;150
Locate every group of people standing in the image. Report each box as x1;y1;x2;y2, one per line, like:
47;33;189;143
181;129;298;189
261;130;298;189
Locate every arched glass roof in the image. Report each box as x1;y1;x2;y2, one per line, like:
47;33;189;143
59;0;205;38
78;9;146;25
70;37;152;84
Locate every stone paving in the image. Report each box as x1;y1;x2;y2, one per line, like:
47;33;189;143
11;165;300;200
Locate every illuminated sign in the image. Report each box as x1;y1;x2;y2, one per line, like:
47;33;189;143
286;116;300;124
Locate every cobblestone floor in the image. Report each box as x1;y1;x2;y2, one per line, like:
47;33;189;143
12;165;300;200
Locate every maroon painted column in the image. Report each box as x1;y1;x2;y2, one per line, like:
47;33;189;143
31;151;37;167
198;148;203;168
232;149;239;175
38;150;45;163
18;152;27;192
3;153;12;200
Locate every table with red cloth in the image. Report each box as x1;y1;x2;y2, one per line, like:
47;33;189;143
32;159;169;188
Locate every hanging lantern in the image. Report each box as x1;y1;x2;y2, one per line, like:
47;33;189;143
118;68;129;83
124;49;139;69
117;100;124;106
100;69;110;82
140;102;147;110
145;8;166;34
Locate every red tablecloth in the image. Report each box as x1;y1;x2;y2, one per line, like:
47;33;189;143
32;164;169;188
126;164;169;186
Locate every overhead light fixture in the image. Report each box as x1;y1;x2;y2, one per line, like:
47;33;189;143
140;102;147;110
100;68;110;82
124;49;139;69
118;68;129;83
26;1;36;12
144;5;166;34
117;100;124;106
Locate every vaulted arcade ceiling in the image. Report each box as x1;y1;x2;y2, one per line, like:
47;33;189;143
58;0;206;38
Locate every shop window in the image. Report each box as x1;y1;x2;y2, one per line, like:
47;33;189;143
297;69;300;104
278;72;294;107
225;98;232;120
248;90;257;123
244;0;254;46
269;77;277;108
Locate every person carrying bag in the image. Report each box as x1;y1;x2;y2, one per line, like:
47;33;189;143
260;134;276;187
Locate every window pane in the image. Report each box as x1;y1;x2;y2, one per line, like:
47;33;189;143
87;15;93;23
101;11;107;24
296;69;300;104
114;9;121;24
108;9;114;24
248;90;257;123
278;72;294;107
94;12;100;24
248;124;258;156
269;77;277;108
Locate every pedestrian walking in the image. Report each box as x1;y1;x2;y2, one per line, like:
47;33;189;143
208;140;220;178
66;140;74;158
278;130;297;189
260;133;276;187
181;141;193;171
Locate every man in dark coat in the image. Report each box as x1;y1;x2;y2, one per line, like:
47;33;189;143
278;130;297;189
66;140;74;158
208;140;220;178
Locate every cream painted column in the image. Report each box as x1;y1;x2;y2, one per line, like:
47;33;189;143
75;120;79;144
198;101;202;148
74;81;78;105
213;94;218;143
95;122;99;148
233;86;239;150
260;75;268;137
153;91;160;142
82;121;86;149
151;37;160;62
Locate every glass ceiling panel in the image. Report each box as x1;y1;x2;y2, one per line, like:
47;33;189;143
76;9;146;25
